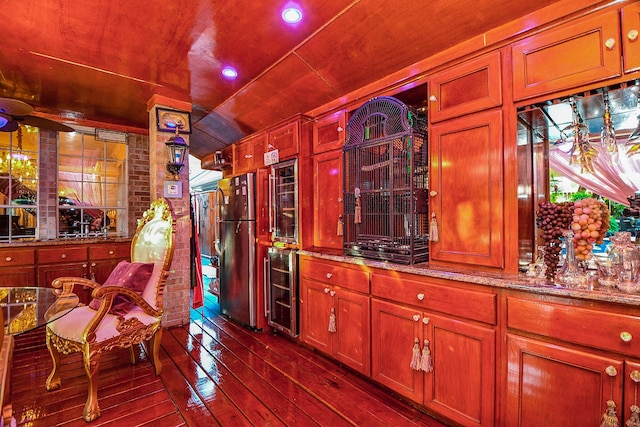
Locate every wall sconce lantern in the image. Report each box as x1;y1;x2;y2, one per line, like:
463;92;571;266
165;126;188;178
156;107;191;179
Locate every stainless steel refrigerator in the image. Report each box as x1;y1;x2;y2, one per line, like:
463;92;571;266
214;173;257;328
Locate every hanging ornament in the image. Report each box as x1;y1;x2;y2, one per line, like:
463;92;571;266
601;88;617;154
354;187;362;224
626;371;640;427
565;99;598;173
429;212;439;242
337;215;344;236
420;339;433;372
328;307;336;333
601;366;620;427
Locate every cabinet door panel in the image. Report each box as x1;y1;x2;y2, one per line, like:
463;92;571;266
430;51;502;123
512;10;621;101
38;263;92;303
430;109;503;267
269;122;299;160
425;314;495;426
313;150;343;249
622;3;640;73
0;267;35;287
371;299;423;402
234;141;252;174
624;360;640;422
506;334;623;426
299;279;332;353
313;111;346;154
333;289;370;376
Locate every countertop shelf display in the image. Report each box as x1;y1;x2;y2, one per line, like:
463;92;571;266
343;96;429;264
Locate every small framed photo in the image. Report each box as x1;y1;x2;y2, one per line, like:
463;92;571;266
156;108;191;133
164;181;183;198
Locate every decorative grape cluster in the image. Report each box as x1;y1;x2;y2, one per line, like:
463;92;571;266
536;201;575;281
570;198;609;260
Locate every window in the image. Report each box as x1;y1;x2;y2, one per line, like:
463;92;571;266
58;131;127;237
0;126;38;241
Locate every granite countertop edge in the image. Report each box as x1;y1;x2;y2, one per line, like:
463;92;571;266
298;249;640;307
0;237;133;248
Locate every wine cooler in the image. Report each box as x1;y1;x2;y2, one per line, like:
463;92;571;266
265;247;298;337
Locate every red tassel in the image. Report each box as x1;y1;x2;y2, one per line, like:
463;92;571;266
600;400;620;427
410;338;421;371
429;213;439;242
421;339;433;372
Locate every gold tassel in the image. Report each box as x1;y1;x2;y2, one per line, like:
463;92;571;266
601;400;620;427
354;198;361;224
410;338;421;371
627;405;640;427
429;212;438;242
337;216;343;236
421;339;433;372
328;307;336;333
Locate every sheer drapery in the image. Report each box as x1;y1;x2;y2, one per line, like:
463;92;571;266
549;141;640;206
58;172;102;206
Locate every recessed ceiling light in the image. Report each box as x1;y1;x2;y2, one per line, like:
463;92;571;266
282;7;302;24
221;67;238;79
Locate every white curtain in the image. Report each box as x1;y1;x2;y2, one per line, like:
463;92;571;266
549;140;640;206
58;171;102;206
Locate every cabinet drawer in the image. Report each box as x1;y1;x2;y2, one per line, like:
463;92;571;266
507;297;640;358
372;273;496;325
0;248;35;266
300;258;370;294
38;246;87;264
429;51;502;123
90;243;130;260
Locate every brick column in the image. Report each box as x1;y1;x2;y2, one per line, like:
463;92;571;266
147;95;192;328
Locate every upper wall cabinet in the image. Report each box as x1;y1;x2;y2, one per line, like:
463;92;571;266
233;133;266;175
622;3;640;73
268;121;299;160
429;51;502;123
312;110;346;154
512;9;622;101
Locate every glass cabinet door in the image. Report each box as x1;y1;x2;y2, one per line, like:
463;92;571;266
271;159;297;243
267;248;298;337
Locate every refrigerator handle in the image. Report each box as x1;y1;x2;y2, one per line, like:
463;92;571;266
263;256;270;317
214;188;224;256
268;174;276;233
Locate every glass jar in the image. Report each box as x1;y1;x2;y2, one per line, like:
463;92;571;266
557;231;589;288
607;231;640;293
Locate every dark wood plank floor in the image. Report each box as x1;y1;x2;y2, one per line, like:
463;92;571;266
9;291;449;426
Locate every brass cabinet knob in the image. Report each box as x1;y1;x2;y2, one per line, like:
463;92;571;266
109;250;114;255
417;293;425;301
326;273;333;279
324;287;330;293
630;370;640;383
604;38;616;50
329;291;336;297
4;257;11;262
61;253;67;259
422;317;430;324
605;365;618;377
429;95;437;102
413;314;420;322
628;29;639;41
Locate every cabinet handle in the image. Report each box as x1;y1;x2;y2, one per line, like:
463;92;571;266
620;331;633;342
109;250;114;255
422;317;430;324
4;257;11;262
628;29;639;41
61;253;67;259
605;365;618;377
412;314;420;322
329;291;336;297
631;370;640;383
604;38;616;50
429;190;438;197
324;287;330;293
429;95;437;102
244;154;253;159
417;293;425;301
326;273;333;279
337;126;344;132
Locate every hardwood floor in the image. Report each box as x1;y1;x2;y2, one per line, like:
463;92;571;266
9;291;449;426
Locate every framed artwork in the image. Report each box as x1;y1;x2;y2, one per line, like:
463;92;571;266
156;108;191;133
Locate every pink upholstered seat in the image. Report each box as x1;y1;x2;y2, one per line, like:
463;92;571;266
45;198;174;422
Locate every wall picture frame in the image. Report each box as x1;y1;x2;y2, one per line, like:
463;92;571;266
156;108;192;134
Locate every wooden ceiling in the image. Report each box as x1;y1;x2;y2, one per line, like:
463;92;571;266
0;0;563;159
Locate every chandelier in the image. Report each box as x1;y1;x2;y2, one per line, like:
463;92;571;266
0;126;38;192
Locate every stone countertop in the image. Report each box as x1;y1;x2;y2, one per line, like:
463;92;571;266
298;249;640;307
0;237;133;248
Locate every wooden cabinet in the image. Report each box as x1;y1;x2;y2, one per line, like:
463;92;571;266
429;109;504;268
622;3;640;73
505;294;640;425
371;272;496;427
313;149;343;249
88;242;130;283
233;133;266;175
312;110;346;154
299;256;370;375
511;9;622;101
0;248;36;286
429;51;502;123
268;121;299;160
38;246;90;302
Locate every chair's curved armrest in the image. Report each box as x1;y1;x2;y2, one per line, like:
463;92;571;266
51;277;100;297
91;286;163;318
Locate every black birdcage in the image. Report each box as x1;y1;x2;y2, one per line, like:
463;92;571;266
343;96;429;264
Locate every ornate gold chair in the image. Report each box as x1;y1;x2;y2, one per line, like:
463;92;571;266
45;198;175;422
